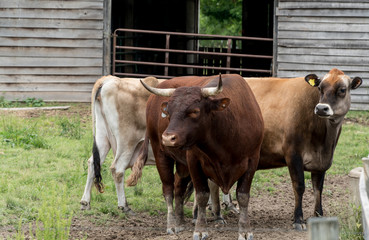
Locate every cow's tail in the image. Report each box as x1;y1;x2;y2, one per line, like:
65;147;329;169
91;77;105;193
126;132;149;186
93;138;104;193
184;181;194;204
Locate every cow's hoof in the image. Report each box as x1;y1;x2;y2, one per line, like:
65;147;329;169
167;228;175;234
238;232;253;240
193;231;208;240
118;206;136;215
215;217;226;224
175;226;185;233
80;201;91;210
223;202;239;214
293;223;307;231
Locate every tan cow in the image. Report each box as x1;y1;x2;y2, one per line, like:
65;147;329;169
80;75;158;213
245;68;362;229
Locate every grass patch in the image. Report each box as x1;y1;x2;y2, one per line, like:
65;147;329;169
0;97;45;108
0;108;367;239
57;117;84;139
0;117;49;149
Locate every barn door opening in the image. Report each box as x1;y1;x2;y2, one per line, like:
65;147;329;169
108;0;274;77
110;0;199;76
242;0;274;76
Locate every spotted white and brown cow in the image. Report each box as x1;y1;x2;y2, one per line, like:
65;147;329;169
80;75;159;213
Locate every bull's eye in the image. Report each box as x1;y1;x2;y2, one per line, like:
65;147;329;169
188;108;200;118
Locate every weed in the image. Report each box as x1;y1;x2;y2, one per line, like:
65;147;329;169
57;117;83;139
15;217;25;240
6;198;22;211
0;122;49;149
34;184;73;240
25;97;45;107
0;97;45;108
340;204;364;240
0;96;13;107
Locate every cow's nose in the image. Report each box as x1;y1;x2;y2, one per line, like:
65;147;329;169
314;103;333;117
162;132;178;146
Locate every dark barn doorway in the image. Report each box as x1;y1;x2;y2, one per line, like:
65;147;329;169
242;0;274;76
111;0;199;76
110;0;274;77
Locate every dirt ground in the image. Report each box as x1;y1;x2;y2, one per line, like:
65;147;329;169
66;175;350;240
0;104;355;239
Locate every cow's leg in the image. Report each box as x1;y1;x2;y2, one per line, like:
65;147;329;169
174;163;191;233
208;180;225;224
193;189;210;240
192;181;225;224
193;192;199;224
111;149;134;214
155;154;176;234
311;171;325;217
286;153;306;230
188;157;210;240
223;193;239;214
236;163;256;240
80;135;110;210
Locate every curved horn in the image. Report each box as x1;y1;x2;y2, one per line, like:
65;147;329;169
140;80;176;97
201;74;223;97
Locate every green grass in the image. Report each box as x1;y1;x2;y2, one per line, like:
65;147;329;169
0;107;368;239
0;97;45;108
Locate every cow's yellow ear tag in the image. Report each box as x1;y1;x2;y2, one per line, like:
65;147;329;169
308;78;316;87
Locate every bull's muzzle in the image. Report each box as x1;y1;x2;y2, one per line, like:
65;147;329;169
162;132;179;147
314;103;333;117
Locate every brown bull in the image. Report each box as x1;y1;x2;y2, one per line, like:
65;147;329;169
245;68;362;230
132;74;264;240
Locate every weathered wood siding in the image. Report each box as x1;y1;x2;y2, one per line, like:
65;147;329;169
275;0;369;110
0;0;105;102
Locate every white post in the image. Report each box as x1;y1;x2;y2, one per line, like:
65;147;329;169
308;217;339;240
360;155;369;239
349;167;364;207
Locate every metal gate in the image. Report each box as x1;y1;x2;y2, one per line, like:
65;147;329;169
112;28;273;79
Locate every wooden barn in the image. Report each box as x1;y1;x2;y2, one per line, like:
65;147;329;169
0;0;368;110
275;0;369;110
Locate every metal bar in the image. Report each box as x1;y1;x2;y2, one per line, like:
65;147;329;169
115;59;271;73
113;28;273;42
116;45;273;59
112;28;273;76
164;34;170;76
114;72;174;79
226;39;232;74
112;32;117;75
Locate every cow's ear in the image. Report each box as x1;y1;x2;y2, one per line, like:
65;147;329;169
351;77;362;90
161;102;169;118
211;98;230;111
305;74;320;87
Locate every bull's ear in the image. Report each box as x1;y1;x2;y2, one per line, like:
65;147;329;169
211;98;230;111
351;77;362;90
305;74;320;87
161;102;169;118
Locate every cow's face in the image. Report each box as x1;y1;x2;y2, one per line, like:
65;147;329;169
161;87;229;149
141;75;230;149
305;68;362;121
